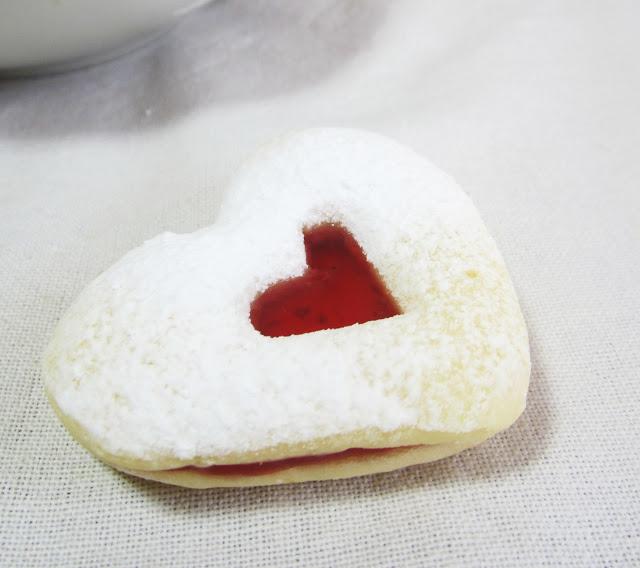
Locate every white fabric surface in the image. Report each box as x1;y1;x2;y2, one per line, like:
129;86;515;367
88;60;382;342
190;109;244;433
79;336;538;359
1;0;639;566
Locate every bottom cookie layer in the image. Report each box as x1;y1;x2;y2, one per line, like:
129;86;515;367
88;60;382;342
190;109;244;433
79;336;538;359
121;439;487;488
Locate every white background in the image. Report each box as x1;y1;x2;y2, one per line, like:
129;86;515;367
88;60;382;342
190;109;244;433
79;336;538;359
1;1;638;565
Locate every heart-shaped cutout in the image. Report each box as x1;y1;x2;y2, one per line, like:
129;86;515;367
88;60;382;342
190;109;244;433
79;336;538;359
250;223;401;337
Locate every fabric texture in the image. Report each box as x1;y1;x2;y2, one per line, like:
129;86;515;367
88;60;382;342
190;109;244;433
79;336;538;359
1;0;638;566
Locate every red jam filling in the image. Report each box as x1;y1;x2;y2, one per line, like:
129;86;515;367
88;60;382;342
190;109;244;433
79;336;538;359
250;223;401;337
176;446;419;477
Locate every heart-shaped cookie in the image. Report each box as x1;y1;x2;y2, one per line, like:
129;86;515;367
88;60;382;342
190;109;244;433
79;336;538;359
43;129;530;487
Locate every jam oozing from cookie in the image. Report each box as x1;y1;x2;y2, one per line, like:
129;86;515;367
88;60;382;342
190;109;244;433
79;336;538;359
177;446;419;477
250;223;401;337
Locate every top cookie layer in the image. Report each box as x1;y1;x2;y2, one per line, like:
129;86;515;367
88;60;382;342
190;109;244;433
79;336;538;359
43;129;530;467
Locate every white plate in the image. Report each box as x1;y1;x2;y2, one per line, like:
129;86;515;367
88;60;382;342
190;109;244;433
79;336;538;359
0;0;211;74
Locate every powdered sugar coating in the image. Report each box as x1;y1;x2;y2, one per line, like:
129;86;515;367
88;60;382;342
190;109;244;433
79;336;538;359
43;129;530;464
